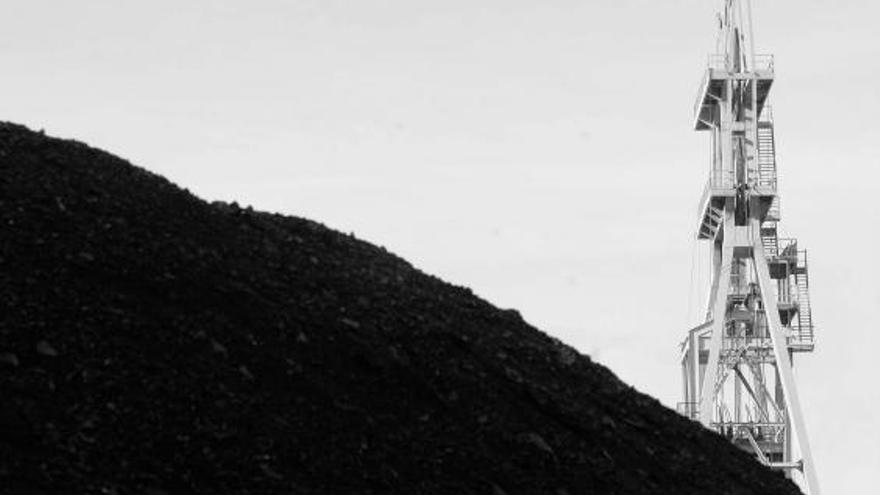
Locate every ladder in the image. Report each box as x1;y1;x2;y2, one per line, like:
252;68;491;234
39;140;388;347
757;123;777;188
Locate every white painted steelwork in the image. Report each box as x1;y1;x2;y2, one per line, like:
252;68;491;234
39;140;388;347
679;1;820;494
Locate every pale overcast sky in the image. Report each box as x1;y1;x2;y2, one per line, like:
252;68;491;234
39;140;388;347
2;1;877;493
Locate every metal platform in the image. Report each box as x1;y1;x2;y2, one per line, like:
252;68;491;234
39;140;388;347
694;54;775;131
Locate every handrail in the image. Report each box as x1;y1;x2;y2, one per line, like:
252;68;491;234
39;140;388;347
694;55;775;121
754;54;775;71
693;69;712;123
711;421;785;429
695;169;736;220
759;105;774;123
711;421;786;440
763;237;798;258
752;176;777;190
707;53;775;72
696;179;712;221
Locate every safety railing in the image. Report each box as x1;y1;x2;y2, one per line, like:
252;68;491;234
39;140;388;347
693;70;712;123
696;169;736;220
766;197;781;221
707;54;775;72
756;54;776;71
695;55;775;125
752;176;777;190
789;329;814;348
763;237;797;259
712;422;785;442
759;105;774;124
720;310;813;351
723;332;774;350
795;249;809;272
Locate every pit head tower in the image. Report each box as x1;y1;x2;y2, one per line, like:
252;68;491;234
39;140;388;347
678;1;820;493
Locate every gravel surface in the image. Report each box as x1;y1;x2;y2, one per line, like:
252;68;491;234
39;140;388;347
0;122;801;494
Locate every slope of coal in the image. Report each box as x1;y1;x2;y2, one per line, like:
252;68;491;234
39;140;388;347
0;122;798;495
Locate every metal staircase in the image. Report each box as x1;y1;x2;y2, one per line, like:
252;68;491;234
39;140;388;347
701;206;725;239
757;119;777;188
761;222;779;256
792;253;815;350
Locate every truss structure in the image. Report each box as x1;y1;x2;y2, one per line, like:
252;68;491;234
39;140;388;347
678;2;820;494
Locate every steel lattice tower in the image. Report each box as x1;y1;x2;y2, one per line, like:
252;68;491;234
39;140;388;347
678;1;820;493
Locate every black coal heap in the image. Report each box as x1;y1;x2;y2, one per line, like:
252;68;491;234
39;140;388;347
0;123;799;494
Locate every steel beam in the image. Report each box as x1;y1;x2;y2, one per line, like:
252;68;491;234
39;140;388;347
752;221;821;494
699;203;734;425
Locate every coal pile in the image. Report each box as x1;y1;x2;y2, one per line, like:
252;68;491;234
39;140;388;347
0;122;799;494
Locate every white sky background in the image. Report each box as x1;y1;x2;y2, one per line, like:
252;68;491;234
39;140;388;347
2;0;877;492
